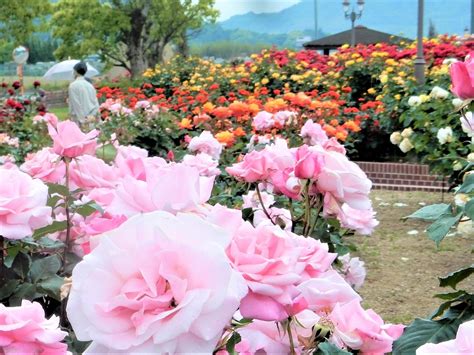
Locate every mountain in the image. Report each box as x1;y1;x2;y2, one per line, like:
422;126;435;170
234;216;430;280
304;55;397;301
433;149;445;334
219;0;471;39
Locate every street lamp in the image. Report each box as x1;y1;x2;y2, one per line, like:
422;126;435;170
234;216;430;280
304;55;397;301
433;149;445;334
342;0;365;47
414;0;425;85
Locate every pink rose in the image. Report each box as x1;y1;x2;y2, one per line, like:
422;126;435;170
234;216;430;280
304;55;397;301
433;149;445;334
188;131;223;159
450;52;474;100
67;211;247;353
294;145;324;180
226;150;275;183
48;120;98;158
228;223;335;321
328;299;404;354
21;147;65;184
270;168;302;199
323;137;347;155
253;206;293;231
182;153;221;177
340;204;379;235
0;167;52;240
33;112;58;126
338;254;367;290
242;190;274;209
252;111;275;131
297;270;361;312
69;155;118;190
273;110;295;126
300;119;329;145
317;149;372;210
108;163;213;217
416;319;474;354
0;300;68;354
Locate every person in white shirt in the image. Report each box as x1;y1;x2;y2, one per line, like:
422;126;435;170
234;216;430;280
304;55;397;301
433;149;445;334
68;62;99;126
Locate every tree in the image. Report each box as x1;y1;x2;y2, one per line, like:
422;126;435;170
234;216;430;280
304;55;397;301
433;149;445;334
50;0;218;78
0;0;51;45
428;19;438;38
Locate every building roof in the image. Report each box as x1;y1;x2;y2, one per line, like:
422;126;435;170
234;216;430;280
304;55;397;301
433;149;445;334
303;25;410;49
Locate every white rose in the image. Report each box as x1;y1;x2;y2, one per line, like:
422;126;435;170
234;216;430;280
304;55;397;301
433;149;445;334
399;138;414;153
452;98;465;110
401;127;413;138
437;127;453;145
390;131;402;145
430;86;450;99
454;193;469;207
408;96;422;107
442;58;458;65
467;152;474;162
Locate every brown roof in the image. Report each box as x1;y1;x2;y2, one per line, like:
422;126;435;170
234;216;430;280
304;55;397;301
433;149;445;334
303;25;410;49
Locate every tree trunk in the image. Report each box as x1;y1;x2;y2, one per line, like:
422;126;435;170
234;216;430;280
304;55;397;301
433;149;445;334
125;5;150;79
177;33;189;57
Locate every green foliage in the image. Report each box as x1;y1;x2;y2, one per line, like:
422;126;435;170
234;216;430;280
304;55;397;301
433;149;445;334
0;0;51;45
438;265;474;289
51;0;218;76
316;342;351;354
191;41;271;59
405;203;452;221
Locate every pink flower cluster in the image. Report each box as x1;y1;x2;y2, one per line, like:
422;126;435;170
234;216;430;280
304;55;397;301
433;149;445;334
0;300;68;354
252;110;295;131
226;122;378;235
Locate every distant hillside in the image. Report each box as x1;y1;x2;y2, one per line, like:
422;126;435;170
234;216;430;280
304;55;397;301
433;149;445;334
220;0;471;39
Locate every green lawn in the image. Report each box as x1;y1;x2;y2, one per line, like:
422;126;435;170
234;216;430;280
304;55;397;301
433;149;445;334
49;106;69;120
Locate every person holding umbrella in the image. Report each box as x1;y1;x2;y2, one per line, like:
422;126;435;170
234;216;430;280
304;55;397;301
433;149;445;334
68;61;99;126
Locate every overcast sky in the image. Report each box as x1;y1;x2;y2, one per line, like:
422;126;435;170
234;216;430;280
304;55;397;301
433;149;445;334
214;0;300;20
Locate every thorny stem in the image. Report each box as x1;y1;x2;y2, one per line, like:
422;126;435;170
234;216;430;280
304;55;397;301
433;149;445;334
287;317;297;355
308;197;323;238
303;181;311;236
255;184;276;225
62;158;71;273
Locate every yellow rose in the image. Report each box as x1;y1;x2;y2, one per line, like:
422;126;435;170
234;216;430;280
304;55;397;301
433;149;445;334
367;88;376;95
261;78;269;85
345;60;355;66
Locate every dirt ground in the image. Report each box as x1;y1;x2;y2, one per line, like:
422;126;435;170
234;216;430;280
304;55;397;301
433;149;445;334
352;190;473;324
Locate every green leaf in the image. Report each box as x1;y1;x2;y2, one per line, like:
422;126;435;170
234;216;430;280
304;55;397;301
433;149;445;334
241;207;254;222
96;143;117;163
0;280;20;300
316;342;351;355
47;183;70;197
393;317;464;355
4;243;21;268
9;283;37;306
37;275;64;300
75;201;104;217
12;252;31;279
225;332;242;355
29;255;62;283
434;290;468;300
439;264;474;289
405;204;451;221
458;173;474;193
464;199;474;220
37;237;65;249
426;213;462;246
47;194;63;208
33;221;67;239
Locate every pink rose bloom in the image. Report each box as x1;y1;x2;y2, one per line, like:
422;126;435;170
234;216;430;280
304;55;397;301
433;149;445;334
228;223;335;321
48;120;98;158
21;147;66;184
135;100;150;109
226;150;276;183
253;206;293;231
338;254;367;290
69;155;118;190
0;167;52;240
242;190;275;209
328;299;404;354
460;112;474;137
67;211;247;353
0;300;68;354
270;168;302;200
317;149;372;210
340;204;379;235
300;119;329;146
273;110;295;126
450;52;474;100
252;111;275;131
188;131;223;159
182;153;221;177
235;318;291;354
297;270;361;312
416;319;474;354
108;163;213;217
294;145;325;180
113;145;167;180
202;203;244;239
33;112;59;126
323;137;347;155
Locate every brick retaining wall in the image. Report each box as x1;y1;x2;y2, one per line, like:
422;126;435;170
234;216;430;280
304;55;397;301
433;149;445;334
356;161;448;192
44;90;67;108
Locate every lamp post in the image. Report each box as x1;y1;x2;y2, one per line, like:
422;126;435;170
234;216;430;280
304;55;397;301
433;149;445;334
342;0;365;47
414;0;425;85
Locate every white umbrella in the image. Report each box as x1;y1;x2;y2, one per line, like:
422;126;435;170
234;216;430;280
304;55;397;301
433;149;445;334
43;60;100;81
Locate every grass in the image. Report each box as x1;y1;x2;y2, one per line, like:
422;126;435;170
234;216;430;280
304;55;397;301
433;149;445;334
49;106;69;120
354;190;473;324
